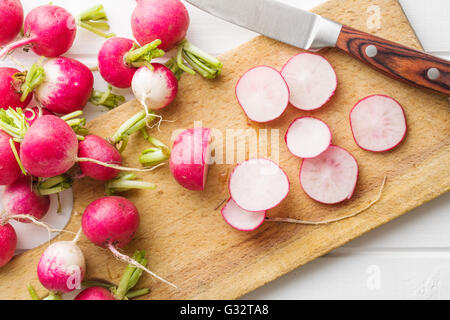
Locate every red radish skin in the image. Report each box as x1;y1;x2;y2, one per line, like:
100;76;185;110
221;198;266;232
20;115;78;178
229;159;290;212
0;0;24;46
132;64;178;111
235;66;290;123
281;53;337;111
0;130;22;186
170;128;212;191
2;176;50;223
0;67;32;110
0;223;17;268
131;0;190;51
98;37;137;89
0;5;76;58
74;287;116;300
300;145;359;204
78;135;122;181
285;117;332;159
24;107;55;126
350;95;407;152
37;241;86;293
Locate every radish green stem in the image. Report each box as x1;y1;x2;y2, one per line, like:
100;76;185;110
82;281;114;289
61;111;83;121
62;111;88;136
105;172;157;195
124;40;165;69
38;175;73;196
165;58;184;80
126;288;150;299
27;284;40;300
0;108;29;141
90;86;125;109
77;5;115;38
42;292;63;300
9;138;26;175
115;251;144;299
19;58;46;102
140;130;171;166
110;111;156;150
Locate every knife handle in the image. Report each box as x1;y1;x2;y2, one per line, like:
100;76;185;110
336;25;450;96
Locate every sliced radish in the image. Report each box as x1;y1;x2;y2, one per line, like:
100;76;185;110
285;117;332;158
235;66;289;123
281;53;337;110
229;159;290;212
350;95;407;152
300;146;358;204
221;198;266;232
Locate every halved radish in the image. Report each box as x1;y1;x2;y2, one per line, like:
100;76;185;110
235;66;289;123
350;95;407;152
285;117;332;158
300;145;358;204
221;198;266;232
229;159;290;212
281;53;337;110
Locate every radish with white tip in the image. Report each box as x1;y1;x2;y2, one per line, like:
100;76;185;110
229;159;290;212
281;53;337;110
350;95;407;152
221;198;266;232
235;66;289;123
300;145;358;204
285;117;332;158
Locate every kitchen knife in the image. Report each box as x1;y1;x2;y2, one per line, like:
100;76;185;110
186;0;450;96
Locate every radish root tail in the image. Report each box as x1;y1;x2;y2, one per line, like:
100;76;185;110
4;214;75;235
76;157;165;172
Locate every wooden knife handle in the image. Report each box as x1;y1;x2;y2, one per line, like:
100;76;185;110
336;25;450;96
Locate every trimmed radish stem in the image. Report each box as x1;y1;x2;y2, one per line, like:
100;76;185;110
235;66;289;123
76;5;115;38
0;67;32;109
221;198;266;232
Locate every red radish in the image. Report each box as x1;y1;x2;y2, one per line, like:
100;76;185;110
350;95;407;152
132;64;178;112
229;159;290;212
78;135;122;181
2;176;50;223
0;0;24;46
0;223;17;268
0;130;22;186
0;5;76;58
0;67;32;110
285;117;332;159
281;53;337;110
131;0;190;51
170;128;212;191
221;198;266;232
300;145;358;204
74;287;115;300
20;115;78;178
24;107;55;126
235;66;289;123
37;241;86;293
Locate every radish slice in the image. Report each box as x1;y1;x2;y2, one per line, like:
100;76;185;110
285;117;332;158
300;146;358;204
281;53;337;110
350;95;407;152
221;198;266;232
229;159;290;212
235;66;289;123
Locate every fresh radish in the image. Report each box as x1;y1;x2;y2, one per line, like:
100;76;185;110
17;57;94;115
75;287;115;300
78;135;122;181
132;64;178;112
281;53;337;110
24;107;55;126
2;176;50;223
170;128;212;191
131;0;189;51
350;95;407;152
300;145;358;204
0;67;32;110
229;159;290;212
0;0;24;46
221;198;266;232
37;240;86;293
0;130;22;186
235;66;289;123
285;117;332;158
0;223;17;268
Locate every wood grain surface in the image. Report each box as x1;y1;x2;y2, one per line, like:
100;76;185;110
0;0;449;300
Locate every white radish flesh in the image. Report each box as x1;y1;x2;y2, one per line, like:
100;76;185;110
350;95;407;152
229;159;290;212
285;117;332;158
281;53;337;110
300;145;358;204
221;198;266;232
235;66;289;123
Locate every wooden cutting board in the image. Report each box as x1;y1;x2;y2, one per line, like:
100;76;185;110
1;0;449;300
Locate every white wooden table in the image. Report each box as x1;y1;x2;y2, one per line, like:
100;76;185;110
3;0;449;300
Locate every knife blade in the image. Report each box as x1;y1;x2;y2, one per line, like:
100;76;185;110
186;0;450;96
